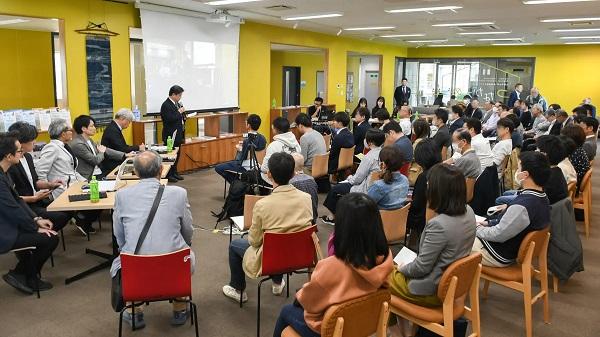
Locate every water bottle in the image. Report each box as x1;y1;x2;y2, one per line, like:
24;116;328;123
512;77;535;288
133;105;141;121
272;98;277;109
166;136;174;151
90;176;99;203
414;110;420;121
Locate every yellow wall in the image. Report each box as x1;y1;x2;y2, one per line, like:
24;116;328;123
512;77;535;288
240;21;407;137
407;45;600;112
0;28;55;110
0;0;140;143
270;50;325;107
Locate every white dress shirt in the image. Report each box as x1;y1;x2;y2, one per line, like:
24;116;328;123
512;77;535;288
19;157;36;192
86;139;103;176
471;133;494;171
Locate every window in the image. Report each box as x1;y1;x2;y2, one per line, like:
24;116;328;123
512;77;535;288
130;39;147;114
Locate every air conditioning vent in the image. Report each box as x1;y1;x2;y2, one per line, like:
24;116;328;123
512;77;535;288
265;5;296;11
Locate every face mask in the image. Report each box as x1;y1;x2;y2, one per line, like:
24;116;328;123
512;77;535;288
452;142;461;153
492;107;498;113
514;170;525;186
463;99;470;104
448;113;456;121
378;102;383;108
360;103;366;107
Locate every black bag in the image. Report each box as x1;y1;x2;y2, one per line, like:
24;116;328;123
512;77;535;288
212;179;251;223
111;185;165;312
414;317;468;337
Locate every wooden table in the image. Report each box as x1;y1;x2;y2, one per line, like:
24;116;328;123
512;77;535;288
160;147;178;161
104;163;173;180
48;180;167;284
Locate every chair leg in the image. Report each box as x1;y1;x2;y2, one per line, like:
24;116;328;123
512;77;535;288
98;217;102;230
223;180;227;199
286;273;290;298
60;229;66;251
257;277;269;337
584;201;590;238
552;275;559;293
118;308;125;337
132;304;136;331
523;282;533;337
482;280;490;299
192;302;199;337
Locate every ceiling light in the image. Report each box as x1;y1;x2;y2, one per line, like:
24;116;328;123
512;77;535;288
406;39;448;43
282;13;343;21
559;35;600;39
552;28;600;32
540;17;600;22
432;22;494;27
523;0;597;4
427;44;466;47
343;26;395;31
458;31;511;35
0;19;29;25
206;0;263;5
380;34;426;38
477;37;524;41
491;42;533;46
385;6;462;13
337;29;342;36
565;41;600;44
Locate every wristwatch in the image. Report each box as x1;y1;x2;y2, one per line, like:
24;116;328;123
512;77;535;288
33;217;42;223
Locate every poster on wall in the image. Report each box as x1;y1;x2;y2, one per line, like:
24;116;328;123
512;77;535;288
86;36;113;126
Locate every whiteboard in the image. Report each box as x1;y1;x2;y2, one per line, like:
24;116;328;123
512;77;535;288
140;10;239;113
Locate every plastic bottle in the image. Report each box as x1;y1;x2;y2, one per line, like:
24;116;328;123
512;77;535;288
133;105;141;121
414;110;420;121
271;98;277;109
89;176;99;203
166;136;174;151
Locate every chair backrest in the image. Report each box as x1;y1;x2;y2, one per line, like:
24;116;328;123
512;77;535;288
380;203;411;243
516;227;550;265
121;248;192;302
338;146;357;171
579;168;593;194
311;153;330;178
567;181;576;200
437;253;482;301
243;195;265;230
255;149;266;165
321;289;391;337
262;225;317;275
323;134;332;151
465;177;476;203
441;146;448;161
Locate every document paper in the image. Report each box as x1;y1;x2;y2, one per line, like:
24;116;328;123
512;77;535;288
394;247;417;266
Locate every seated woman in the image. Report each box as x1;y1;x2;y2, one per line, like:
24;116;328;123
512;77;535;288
561;124;590;193
367;146;409;210
407;120;430;186
535;135;568;204
389;163;476;309
7;122;71;232
320;129;385;225
273;193;393;337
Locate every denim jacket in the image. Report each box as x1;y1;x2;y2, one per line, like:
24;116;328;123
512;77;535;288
367;172;409;210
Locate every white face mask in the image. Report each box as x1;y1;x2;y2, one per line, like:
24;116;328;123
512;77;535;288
448;113;456;121
492;107;498;113
452;142;462;153
514;170;525;186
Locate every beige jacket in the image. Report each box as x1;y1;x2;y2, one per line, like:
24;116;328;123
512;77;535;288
243;184;313;278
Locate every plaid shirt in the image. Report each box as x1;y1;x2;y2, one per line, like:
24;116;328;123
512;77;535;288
290;174;319;223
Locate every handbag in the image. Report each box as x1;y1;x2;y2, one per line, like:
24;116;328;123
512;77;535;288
111;185;165;312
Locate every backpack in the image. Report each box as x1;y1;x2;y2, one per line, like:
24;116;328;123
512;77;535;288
502;147;521;191
212;179;250;224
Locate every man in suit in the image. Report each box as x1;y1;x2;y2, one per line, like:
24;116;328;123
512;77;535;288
0;132;59;295
432;108;452;156
352;107;370;154
448;105;465;135
394;78;411;107
307;97;326;120
468;98;484;120
160;85;186;182
111;150;194;328
328;112;355;174
100;108;144;175
507;83;523;108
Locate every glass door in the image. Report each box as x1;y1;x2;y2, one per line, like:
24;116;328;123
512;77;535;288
418;63;436;105
436;63;454;104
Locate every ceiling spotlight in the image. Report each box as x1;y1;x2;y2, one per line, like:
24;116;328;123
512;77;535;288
337;29;342;36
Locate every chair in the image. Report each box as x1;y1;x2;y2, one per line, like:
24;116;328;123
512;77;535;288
380;203;411;244
572;168;592;237
323;134;331;151
118;248;198;337
311;152;330;179
481;228;550;337
567;181;576;200
228;195;265;242
249;225;319;337
390;253;482;337
337;146;356;172
222;149;267;199
441;146;448;161
282;289;391;337
7;247;40;298
465;177;476;203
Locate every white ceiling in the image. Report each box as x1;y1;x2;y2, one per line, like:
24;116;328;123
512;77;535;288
0;14;59;32
136;0;600;46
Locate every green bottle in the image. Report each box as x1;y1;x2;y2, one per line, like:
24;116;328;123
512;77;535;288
90;176;99;203
166;136;174;151
414;110;420;121
272;98;277;108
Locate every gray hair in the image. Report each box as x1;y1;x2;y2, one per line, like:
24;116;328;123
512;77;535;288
291;152;305;171
48;119;70;140
532;103;544;112
115;108;134;121
133;151;163;179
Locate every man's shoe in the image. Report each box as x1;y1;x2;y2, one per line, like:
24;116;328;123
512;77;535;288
2;271;33;295
320;216;335;226
272;278;286;296
171;309;189;326
27;277;53;291
173;173;184;180
168;176;178;183
222;285;248;303
122;311;146;330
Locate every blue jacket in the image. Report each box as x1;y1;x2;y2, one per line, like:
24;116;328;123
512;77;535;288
508;90;520;108
368;172;409;210
235;132;267;163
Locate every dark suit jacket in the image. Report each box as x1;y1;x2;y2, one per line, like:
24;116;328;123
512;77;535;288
160;98;185;146
520;110;533;129
100;120;140;174
448;118;465;135
394;86;411;106
432;124;452;152
468;108;483;120
7;153;38;198
235;133;267;163
328;128;355;173
353;121;369;154
0;170;38;253
508;91;520;108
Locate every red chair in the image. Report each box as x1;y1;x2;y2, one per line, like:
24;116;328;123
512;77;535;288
249;225;318;337
119;248;198;337
399;162;410;177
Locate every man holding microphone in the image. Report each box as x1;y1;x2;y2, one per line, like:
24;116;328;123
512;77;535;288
160;85;185;183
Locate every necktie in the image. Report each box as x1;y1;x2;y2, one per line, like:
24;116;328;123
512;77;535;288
403;86;406;94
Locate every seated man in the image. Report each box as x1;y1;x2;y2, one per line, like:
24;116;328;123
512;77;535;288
295;113;326;175
431;108;452;156
111;150;194;328
352;107;370;155
444;129;481;179
398;105;412;136
261;117;301;185
464;118;494;171
290;153;319;224
579;116;598;161
328;112;354;174
101;108;145;175
215;114;267;183
307;97;326;120
383;121;413;167
223;152;313;302
0;132;59;294
472;151;551;267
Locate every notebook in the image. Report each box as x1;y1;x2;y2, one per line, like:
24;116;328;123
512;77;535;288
393;247;417;266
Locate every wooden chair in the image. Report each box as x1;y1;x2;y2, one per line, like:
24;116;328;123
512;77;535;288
390;253;483;337
380;203;411;244
282;289;391;337
337;146;356;171
311;152;330;179
481;228;550;337
323;134;332;151
255;149;266;165
465;177;476;203
441;146;449;161
227;195;264;242
567;181;576;200
573;168;592;237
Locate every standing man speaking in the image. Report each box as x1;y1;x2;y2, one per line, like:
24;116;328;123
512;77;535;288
160;85;185;183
